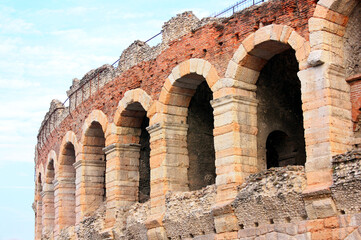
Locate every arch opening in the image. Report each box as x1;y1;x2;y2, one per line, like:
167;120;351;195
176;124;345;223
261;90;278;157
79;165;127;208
46;160;55;183
256;48;306;169
138;114;150;203
186;79;216;191
84;121;106;205
58;142;76;227
123;102;150;203
43;159;55;237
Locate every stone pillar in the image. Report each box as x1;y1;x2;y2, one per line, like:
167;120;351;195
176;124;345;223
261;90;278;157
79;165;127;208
211;94;258;204
35;199;43;240
145;122;189;239
53;178;76;236
74;159;106;224
103;143;141;227
298;63;352;219
41;183;55;237
148;122;189;214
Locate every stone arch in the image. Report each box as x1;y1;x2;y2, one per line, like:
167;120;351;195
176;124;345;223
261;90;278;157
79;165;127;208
81;109;108;145
211;25;308;203
76;109;108;221
45;150;56;183
103;88;154;226
225;24;309;85
148;59;219;210
57;131;80;171
36;162;45;186
54;131;78;235
157;58;219;114
114;88;153;127
113;89;153;199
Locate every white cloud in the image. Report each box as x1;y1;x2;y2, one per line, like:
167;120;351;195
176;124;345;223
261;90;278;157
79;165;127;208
0;78;40;89
35;6;96;17
0;7;38;34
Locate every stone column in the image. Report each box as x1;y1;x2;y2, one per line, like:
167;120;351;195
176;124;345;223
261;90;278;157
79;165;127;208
74;159;106;224
211;94;258;204
210;87;258;239
53;178;76;236
103;143;141;227
298;63;352;219
41;183;55;237
145;122;189;239
148;122;189;214
35;199;43;240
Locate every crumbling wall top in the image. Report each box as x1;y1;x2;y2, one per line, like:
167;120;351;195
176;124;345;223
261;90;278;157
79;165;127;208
162;11;200;44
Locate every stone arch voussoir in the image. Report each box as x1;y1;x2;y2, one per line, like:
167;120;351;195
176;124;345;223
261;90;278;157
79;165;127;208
225;24;309;86
157;58;220;115
57;131;80;170
81;110;109;142
114;88;153;127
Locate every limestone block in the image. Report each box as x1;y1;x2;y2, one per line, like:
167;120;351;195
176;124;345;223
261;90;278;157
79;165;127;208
232;44;247;64
280;25;293;44
205;66;219;89
313;4;349;25
242;33;255;53
308;17;345;36
270;24;283;41
214;214;239;233
310;31;343;50
305;169;333;187
254;25;273;46
147;226;168;240
189;58;199;73
234;65;260;84
304;197;337;219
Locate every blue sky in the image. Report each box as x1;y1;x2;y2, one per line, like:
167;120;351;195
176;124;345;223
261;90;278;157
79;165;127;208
0;0;241;239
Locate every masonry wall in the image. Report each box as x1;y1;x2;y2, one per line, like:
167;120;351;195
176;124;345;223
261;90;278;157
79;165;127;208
33;0;361;239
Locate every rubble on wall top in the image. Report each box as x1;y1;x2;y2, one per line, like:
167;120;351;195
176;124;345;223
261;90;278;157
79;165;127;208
332;148;361;163
67;64;115;95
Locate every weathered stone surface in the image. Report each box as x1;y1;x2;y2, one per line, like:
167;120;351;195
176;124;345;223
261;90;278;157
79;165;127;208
233;166;307;227
163;185;216;239
331;149;361;214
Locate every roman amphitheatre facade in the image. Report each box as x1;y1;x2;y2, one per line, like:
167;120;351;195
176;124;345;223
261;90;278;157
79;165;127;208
33;0;361;239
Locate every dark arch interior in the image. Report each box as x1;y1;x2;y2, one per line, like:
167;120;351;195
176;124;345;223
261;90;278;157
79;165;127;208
38;174;42;193
47;159;55;183
60;142;76;226
138;116;150;203
256;48;306;169
124;102;150;203
187;80;216;191
266;130;291;168
63;142;76;166
85;121;106;199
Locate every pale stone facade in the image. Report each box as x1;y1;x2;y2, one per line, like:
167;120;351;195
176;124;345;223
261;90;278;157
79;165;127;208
34;0;361;239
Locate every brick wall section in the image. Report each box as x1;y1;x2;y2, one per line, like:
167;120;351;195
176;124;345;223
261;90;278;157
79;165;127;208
35;0;317;168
